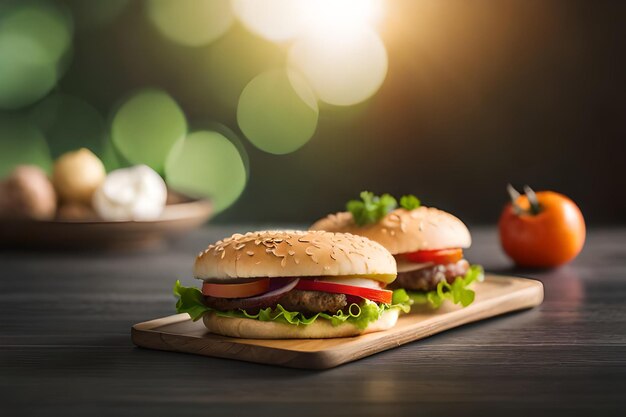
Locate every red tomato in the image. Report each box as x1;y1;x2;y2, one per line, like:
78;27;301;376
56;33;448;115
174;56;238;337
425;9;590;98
295;280;393;304
404;248;463;264
202;279;270;298
499;189;585;268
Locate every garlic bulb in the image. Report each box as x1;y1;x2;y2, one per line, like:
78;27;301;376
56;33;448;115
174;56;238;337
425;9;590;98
92;165;167;221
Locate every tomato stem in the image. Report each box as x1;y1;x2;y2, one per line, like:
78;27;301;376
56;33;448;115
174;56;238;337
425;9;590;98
507;184;524;215
507;184;542;216
523;185;542;215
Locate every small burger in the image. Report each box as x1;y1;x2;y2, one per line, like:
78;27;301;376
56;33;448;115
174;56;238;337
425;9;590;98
174;230;410;339
311;192;484;308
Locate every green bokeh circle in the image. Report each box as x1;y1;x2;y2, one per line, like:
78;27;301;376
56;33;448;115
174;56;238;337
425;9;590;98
111;89;187;173
0;0;73;110
0;34;56;110
146;0;233;47
237;69;319;155
0;0;73;63
165;131;247;213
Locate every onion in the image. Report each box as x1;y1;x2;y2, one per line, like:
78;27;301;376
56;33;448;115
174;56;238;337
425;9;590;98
242;278;300;303
204;278;300;313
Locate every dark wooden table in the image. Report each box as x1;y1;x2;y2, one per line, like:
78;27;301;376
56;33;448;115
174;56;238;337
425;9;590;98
1;226;625;416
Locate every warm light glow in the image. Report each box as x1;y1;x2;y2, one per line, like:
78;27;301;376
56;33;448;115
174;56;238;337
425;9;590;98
288;27;388;106
233;0;384;41
231;0;305;42
232;0;388;106
299;0;383;38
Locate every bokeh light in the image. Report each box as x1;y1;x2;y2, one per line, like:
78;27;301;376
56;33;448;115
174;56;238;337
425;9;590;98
288;27;388;106
111;89;187;173
29;93;106;158
190;120;250;179
0;35;56;110
232;0;305;42
0;0;73;63
146;0;233;47
0;0;73;110
178;27;284;115
237;69;319;154
233;0;383;42
165;130;247;213
299;0;383;37
0;114;52;177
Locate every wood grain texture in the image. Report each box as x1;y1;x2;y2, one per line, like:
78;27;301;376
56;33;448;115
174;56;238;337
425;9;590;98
1;227;625;417
131;275;543;369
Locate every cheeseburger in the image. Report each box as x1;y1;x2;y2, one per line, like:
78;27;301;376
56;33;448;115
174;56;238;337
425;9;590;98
174;230;410;339
311;192;484;308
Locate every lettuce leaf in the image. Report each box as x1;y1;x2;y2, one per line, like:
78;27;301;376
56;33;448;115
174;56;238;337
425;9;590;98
174;280;411;330
174;279;209;321
407;264;484;308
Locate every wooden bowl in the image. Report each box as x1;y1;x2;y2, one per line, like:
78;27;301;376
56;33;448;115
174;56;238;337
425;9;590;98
0;199;213;250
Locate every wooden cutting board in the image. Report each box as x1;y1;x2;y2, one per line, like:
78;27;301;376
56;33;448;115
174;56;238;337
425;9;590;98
132;274;543;369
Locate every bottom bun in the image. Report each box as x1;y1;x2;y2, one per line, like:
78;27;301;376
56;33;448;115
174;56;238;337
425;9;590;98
202;308;400;339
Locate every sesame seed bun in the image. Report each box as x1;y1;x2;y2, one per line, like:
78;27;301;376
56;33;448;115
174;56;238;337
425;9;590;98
310;207;471;255
194;230;397;283
202;307;400;339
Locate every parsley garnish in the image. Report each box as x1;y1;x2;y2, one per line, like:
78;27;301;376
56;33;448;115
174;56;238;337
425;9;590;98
346;191;397;226
346;191;422;226
400;195;421;210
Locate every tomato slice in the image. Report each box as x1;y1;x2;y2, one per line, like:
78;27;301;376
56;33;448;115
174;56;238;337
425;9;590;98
202;279;270;298
295;280;393;304
404;248;463;264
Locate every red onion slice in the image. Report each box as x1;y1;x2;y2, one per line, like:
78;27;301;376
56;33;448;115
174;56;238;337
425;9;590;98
203;278;300;312
243;277;300;303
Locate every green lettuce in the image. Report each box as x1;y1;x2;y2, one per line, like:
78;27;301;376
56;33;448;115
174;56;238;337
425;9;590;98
174;281;411;330
407;265;484;308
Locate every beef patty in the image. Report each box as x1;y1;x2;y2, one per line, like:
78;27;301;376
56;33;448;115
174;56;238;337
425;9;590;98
389;259;470;291
203;289;347;315
278;290;347;314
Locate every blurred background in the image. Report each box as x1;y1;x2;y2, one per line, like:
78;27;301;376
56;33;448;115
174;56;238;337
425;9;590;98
0;0;624;226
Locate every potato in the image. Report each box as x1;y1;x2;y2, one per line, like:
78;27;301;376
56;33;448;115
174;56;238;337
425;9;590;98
53;148;106;204
0;165;57;220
